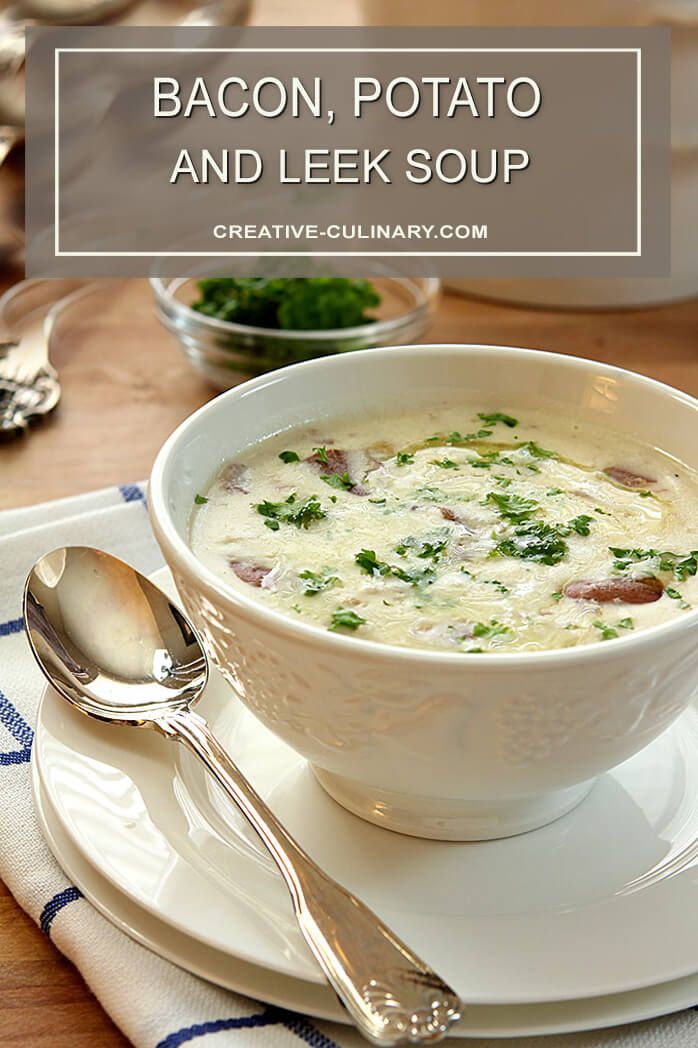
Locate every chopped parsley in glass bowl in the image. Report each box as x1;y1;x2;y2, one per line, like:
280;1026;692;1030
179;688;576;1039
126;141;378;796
151;272;439;388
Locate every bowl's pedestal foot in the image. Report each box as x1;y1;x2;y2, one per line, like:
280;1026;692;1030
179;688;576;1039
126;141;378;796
311;766;596;841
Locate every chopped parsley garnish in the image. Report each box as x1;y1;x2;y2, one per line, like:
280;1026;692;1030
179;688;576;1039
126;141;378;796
427;428;492;445
486;492;538;524
484;579;509;594
355;549;391;577
566;514;594;536
492;505;593;566
667;588;692;609
495;521;569;566
312;446;329;464
593;620;618;641
394;531;449;562
472;619;512;640
610;547;698;581
330;608;366;631
431;458;459;470
395;451;414;466
551;591;562;601
256;493;326;530
355;548;435;586
194;493;209;505
419;541;447;561
299;568;340;595
520;440;557;460
639;490;655;499
278;450;300;463
546;487;563;497
477;411;519;428
396;544;446;561
661;551;697;580
592;617;633;640
470;450;515;470
320;470;353;491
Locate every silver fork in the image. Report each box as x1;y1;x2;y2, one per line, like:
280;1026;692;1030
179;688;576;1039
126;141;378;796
0;309;60;434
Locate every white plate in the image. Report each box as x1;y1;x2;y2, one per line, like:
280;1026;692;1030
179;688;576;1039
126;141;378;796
33;571;698;1005
33;765;698;1039
31;766;346;1022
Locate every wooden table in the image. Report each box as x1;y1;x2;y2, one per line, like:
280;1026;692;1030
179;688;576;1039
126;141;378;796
3;283;698;511
1;281;698;1046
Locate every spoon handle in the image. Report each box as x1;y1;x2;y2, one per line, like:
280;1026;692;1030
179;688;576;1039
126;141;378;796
159;709;462;1047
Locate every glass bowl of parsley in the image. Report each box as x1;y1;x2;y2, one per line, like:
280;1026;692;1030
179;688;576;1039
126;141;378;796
151;273;440;388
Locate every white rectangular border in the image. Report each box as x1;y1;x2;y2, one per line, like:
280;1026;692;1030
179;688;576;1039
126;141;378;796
53;46;642;258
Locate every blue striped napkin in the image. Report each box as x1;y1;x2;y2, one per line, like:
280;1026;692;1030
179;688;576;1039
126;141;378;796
0;484;696;1048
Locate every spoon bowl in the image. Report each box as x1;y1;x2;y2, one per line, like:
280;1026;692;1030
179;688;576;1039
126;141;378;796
25;546;206;723
24;546;462;1047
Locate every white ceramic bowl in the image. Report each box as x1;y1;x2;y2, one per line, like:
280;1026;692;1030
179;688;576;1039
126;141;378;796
149;345;698;841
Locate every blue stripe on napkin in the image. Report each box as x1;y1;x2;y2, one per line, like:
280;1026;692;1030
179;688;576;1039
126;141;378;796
119;484;146;505
0;616;23;637
39;885;84;935
0;687;34;764
157;1009;342;1048
157;1010;284;1048
281;1013;342;1048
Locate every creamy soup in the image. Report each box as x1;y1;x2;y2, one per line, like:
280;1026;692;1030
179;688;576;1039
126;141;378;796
190;407;698;653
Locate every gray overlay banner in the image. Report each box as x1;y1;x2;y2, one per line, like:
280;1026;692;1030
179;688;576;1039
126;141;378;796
25;26;670;277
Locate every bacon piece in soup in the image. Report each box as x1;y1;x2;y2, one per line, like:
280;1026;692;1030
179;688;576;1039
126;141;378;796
220;462;250;494
305;448;376;495
230;560;272;587
564;577;664;604
603;466;656;489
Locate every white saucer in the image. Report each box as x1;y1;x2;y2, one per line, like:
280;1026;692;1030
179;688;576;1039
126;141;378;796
32;765;346;1022
33;764;698;1039
33;569;698;1006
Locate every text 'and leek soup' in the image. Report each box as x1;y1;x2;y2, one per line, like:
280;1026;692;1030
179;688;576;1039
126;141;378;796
189;407;698;653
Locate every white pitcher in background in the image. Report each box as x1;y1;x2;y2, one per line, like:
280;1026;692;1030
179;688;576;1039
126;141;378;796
362;0;698;307
363;0;698;144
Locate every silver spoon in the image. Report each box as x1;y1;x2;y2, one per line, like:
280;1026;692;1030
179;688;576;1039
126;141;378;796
24;546;462;1047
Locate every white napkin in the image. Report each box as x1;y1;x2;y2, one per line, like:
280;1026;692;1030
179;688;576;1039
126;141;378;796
1;484;697;1048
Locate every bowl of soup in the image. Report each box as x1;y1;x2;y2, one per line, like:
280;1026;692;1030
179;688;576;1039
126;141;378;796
149;345;698;840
